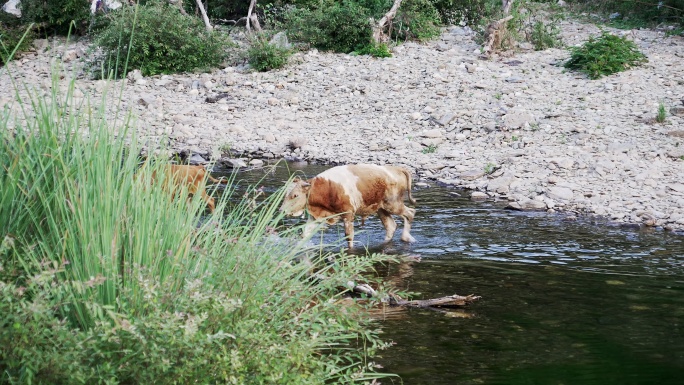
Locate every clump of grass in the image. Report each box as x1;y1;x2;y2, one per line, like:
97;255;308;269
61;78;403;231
247;34;292;72
564;31;647;79
0;73;394;383
422;144;438;154
484;162;497;175
355;42;392;58
656;102;667;123
528;19;563;51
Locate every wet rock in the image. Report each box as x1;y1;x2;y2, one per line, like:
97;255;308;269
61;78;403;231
471;191;488;200
249;159;265;167
507;198;547;211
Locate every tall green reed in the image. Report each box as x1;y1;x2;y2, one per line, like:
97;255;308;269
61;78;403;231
0;69;394;383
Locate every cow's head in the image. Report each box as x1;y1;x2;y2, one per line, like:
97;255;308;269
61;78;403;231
280;176;310;217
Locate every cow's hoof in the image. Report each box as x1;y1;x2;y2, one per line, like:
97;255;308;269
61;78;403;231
401;235;416;243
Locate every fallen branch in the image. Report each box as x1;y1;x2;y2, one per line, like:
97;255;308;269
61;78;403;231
482;15;513;55
372;0;404;43
349;282;480;308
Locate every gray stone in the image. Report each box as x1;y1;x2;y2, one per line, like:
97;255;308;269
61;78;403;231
667;183;684;194
667;148;684;159
459;170;485;181
33;39;49;51
471;191;488;200
223;158;248;168
670;106;684;117
487;176;516;194
507;198;547;211
263;133;276;143
269;31;292;50
249;159;265;167
127;69;143;81
421;129;442;138
137;94;157;107
548;186;574;201
503;110;535;129
188;153;207;165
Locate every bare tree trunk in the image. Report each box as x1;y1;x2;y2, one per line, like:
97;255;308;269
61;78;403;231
195;0;213;31
246;0;262;33
502;0;514;15
372;0;403;43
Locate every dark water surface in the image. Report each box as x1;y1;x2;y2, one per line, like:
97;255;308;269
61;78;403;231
219;163;684;385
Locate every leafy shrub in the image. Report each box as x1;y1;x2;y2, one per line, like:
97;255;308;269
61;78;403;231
0;76;394;383
0;14;35;65
564;31;647;79
528;19;563;50
247;34;292;71
566;0;684;28
283;0;373;53
355;42;392;57
20;0;91;34
431;0;499;26
391;0;442;41
93;1;230;77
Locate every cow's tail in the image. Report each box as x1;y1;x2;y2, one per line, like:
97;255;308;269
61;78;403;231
401;168;417;205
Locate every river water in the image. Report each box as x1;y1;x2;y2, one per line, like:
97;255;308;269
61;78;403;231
221;163;684;385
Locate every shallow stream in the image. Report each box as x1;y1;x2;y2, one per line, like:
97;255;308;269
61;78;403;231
220;163;684;385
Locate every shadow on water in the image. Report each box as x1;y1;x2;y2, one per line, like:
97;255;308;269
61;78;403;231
215;163;684;385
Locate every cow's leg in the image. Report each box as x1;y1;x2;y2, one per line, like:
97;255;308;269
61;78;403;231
343;215;355;248
378;208;397;242
303;219;322;240
400;205;416;243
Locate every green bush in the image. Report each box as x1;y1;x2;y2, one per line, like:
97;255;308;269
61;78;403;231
20;0;91;34
391;0;442;42
566;0;684;28
247;34;292;71
564;31;647;79
0;14;35;65
283;0;373;53
528;19;563;50
0;75;395;383
431;0;499;26
355;42;392;57
93;1;230;77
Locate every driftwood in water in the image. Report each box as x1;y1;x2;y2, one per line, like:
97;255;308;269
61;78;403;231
350;282;480;308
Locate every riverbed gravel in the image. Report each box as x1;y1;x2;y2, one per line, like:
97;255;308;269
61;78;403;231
1;19;683;232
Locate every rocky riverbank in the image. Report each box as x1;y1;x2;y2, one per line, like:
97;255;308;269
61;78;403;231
1;19;683;232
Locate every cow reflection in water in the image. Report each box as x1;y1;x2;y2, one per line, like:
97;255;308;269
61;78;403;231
280;164;417;249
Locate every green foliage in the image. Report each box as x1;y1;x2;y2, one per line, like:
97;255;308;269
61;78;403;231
422;144;438;154
564;31;647;79
0;15;35;65
656;103;667;123
529;19;563;50
0;74;395;383
391;0;442;41
355;42;392;57
93;1;230;77
568;0;684;28
247;34;292;71
20;0;91;34
431;0;499;26
484;162;497;174
283;0;373;53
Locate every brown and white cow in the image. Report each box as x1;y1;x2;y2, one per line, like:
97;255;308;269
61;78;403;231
280;164;417;248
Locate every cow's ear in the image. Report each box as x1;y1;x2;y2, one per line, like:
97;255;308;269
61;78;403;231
301;181;311;188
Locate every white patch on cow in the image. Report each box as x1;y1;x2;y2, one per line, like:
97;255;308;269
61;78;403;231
317;165;363;211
